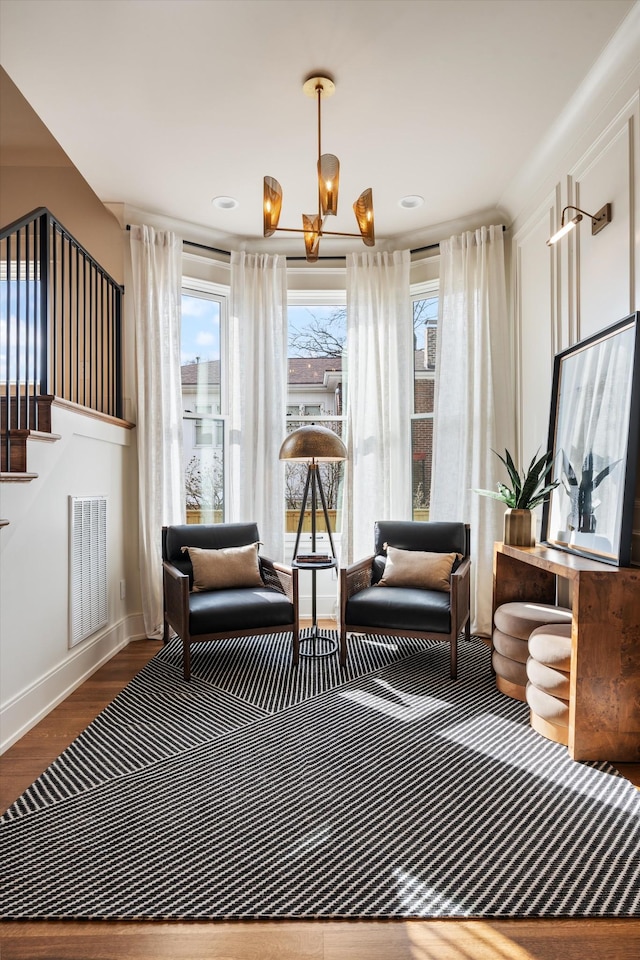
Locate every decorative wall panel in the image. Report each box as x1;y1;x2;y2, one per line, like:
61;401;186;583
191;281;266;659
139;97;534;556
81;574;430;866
513;197;557;467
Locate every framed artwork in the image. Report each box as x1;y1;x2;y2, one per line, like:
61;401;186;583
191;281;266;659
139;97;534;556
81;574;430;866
541;312;640;566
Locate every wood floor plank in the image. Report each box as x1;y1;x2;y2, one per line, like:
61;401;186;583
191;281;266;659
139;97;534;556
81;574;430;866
1;632;638;958
324;918;640;960
1;919;639;960
0;922;324;960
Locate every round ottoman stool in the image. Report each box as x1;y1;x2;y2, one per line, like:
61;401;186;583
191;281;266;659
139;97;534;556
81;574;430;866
526;622;572;745
492;602;572;702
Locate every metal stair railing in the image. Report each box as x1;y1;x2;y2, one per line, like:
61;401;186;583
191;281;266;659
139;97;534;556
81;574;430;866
1;207;123;470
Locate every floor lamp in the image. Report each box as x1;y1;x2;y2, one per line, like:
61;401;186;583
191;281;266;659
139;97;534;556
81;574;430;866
279;424;347;657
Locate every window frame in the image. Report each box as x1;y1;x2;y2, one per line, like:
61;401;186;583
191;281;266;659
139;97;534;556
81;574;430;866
410;279;439;520
181;279;229;521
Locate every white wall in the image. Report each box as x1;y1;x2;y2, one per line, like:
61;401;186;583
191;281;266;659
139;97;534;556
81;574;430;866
504;8;640;560
0;404;144;751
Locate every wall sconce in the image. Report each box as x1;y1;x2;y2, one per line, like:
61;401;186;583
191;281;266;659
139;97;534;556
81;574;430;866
547;203;612;246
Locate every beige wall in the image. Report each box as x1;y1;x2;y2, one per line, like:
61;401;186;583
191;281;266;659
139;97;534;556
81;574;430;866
0;166;124;285
0;68;124;284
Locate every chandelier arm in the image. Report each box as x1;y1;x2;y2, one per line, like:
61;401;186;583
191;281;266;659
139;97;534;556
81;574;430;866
269;226;319;234
270;226;365;238
318;229;364;238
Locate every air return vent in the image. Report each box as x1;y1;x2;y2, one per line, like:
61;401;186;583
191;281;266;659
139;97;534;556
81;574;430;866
69;496;108;648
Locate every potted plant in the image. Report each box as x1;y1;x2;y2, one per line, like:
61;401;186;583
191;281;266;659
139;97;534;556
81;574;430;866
475;449;560;546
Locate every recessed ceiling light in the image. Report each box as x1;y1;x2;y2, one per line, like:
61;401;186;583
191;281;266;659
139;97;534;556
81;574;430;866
212;196;239;210
399;195;424;209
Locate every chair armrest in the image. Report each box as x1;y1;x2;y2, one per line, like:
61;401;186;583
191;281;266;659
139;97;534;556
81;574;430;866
261;555;298;605
340;555;375;603
163;560;190;637
451;555;471;630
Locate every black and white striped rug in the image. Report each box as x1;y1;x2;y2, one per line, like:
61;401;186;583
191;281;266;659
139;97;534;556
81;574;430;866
1;633;639;919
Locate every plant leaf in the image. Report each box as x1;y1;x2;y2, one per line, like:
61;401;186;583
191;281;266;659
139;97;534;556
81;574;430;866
593;459;622;488
473;488;511;504
494;449;521;500
518;450;553;507
527;480;561;509
496;482;516;508
562;451;577;485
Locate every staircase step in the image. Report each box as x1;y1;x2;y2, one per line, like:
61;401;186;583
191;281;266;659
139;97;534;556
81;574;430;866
0;427;61;472
20;430;61;443
0;395;53;433
0;472;38;483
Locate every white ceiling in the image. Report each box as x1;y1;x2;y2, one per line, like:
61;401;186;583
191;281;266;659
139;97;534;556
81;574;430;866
0;0;637;257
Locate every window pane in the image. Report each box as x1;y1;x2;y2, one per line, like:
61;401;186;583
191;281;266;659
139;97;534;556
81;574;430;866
181;293;224;522
287;304;346;534
412;296;438;520
413;296;438;412
412;417;433;519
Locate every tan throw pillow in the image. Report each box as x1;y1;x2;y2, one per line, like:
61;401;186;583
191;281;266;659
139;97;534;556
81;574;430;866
378;546;461;592
181;542;263;592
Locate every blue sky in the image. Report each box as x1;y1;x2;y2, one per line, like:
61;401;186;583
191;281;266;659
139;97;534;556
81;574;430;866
181;294;220;365
180;296;346;365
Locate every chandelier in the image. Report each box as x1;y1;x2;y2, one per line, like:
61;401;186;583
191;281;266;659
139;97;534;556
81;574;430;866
263;74;375;262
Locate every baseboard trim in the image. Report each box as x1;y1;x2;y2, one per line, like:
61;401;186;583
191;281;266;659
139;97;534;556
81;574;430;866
0;613;145;753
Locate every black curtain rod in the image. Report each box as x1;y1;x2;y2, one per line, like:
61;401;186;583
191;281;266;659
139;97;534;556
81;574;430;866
411;224;506;255
126;226;232;258
180;238;442;260
127;224;505;260
126;227;350;260
183;238;231;257
127;229;432;260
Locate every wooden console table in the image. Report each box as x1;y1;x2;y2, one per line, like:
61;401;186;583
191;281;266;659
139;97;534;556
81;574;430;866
492;542;640;762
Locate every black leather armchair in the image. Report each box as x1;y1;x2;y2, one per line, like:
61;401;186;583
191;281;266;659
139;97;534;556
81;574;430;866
340;520;471;678
162;522;299;680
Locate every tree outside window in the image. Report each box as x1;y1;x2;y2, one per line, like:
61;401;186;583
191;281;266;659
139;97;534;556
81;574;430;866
286;305;346;533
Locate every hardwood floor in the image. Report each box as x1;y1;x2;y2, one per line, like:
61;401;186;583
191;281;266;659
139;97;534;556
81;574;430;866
1;629;639;960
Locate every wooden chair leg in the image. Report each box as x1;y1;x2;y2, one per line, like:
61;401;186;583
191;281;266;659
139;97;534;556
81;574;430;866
183;638;191;681
339;629;348;668
292;624;300;667
450;636;458;680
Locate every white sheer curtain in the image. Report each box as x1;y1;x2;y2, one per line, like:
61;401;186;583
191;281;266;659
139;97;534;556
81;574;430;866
342;249;413;562
430;225;514;636
229;251;287;561
129;224;185;639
